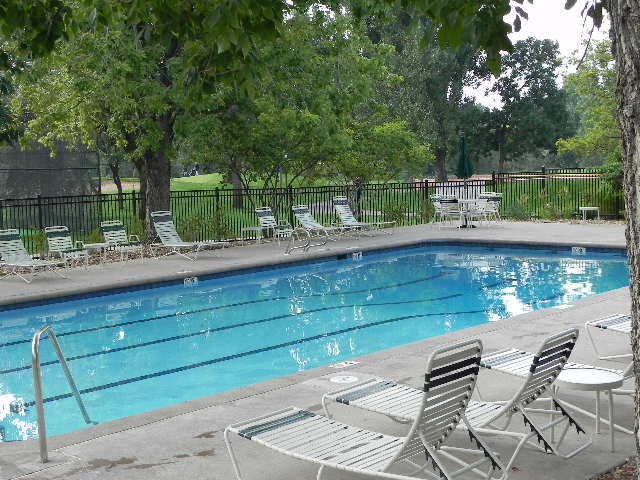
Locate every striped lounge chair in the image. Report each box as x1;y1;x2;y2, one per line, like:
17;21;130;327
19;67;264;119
322;329;591;473
151;211;225;261
225;339;505;480
0;229;67;283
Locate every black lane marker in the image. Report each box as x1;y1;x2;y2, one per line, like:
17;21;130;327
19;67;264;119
0;272;452;349
23;308;485;408
0;294;463;375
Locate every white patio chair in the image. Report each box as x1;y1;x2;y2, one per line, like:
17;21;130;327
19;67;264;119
226;339;505;480
254;207;294;245
438;198;463;229
44;225;89;268
322;329;591;473
100;220;144;262
0;229;67;283
150;211;225;261
478;193;502;223
333;196;395;233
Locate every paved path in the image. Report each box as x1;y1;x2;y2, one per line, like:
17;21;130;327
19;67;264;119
0;221;632;480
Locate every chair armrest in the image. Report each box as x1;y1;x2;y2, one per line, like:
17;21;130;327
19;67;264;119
129;235;141;242
75;240;86;248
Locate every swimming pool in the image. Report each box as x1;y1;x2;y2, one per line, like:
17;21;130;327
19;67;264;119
0;243;629;442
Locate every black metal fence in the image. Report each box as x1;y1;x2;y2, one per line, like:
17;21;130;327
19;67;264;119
0;167;623;253
493;167;624;220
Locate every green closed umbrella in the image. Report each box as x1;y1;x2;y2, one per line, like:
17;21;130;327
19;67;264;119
456;136;474;180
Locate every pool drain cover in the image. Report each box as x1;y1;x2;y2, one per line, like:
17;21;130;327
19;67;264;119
330;375;359;384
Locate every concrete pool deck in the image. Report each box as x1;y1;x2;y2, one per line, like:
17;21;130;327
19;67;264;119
0;221;634;480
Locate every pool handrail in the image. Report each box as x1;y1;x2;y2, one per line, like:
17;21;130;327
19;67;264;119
32;325;93;463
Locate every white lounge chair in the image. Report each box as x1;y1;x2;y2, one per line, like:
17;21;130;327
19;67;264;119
150;211;225;261
585;313;631;361
254;207;294;245
291;204;346;243
0;229;67;283
584;313;634;401
333;196;395;233
100;220;144;262
322;329;591;473
44;226;89;268
225;339;505;480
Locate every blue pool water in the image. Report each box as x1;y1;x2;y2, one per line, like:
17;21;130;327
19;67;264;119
0;243;629;442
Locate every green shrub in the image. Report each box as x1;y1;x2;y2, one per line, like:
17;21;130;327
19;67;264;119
382;203;406;225
419;199;435;223
179;210;230;241
502;203;530;220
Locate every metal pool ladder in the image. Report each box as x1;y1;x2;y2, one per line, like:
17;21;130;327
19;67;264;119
32;325;93;463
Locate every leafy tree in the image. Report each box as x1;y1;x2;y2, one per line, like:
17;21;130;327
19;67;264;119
478;38;576;172
333;118;434;186
198;11;429;198
557;39;621;188
374;15;486;181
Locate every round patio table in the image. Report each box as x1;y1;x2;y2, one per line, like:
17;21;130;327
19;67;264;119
555;366;624;452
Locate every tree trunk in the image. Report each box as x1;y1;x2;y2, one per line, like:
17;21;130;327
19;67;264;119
143;148;171;238
229;156;244;209
609;1;640;470
434;121;448;181
108;158;124;209
434;145;447;182
497;143;507;173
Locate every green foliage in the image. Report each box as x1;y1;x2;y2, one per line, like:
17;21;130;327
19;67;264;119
502;202;530;221
377;15;487;180
477;38;576;171
83;229;103;244
420;198;435;223
334;119;434;185
557;40;621;168
600;160;623;192
381;202;406;225
179;210;230;242
31;229;48;257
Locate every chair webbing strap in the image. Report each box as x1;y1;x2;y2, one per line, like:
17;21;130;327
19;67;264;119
336;381;396;405
238;410;315;439
594;314;631;329
481;350;528;369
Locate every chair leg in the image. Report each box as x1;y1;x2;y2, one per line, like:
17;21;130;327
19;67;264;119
224;429;246;480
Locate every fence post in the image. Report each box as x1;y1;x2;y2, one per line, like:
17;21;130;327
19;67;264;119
491;171;496;192
541;165;546;190
36;194;43;230
287;186;295;227
356;184;362;219
131;189;137;218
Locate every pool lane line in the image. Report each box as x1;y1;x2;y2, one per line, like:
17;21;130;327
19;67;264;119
0;294;463;375
0;271;454;349
22;308;486;408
